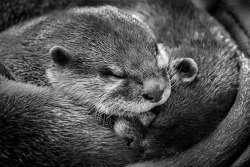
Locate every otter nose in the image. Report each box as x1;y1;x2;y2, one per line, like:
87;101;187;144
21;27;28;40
143;90;164;103
142;78;165;103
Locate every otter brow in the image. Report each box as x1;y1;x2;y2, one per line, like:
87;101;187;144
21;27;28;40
99;67;127;79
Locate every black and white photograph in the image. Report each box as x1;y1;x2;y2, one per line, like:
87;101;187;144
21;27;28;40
1;0;250;166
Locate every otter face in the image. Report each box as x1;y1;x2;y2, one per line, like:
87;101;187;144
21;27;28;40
46;6;171;116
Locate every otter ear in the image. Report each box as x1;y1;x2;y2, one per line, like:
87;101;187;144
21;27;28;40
171;58;198;83
49;46;71;66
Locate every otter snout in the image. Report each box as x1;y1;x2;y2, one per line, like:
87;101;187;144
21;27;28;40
142;79;165;103
143;89;164;102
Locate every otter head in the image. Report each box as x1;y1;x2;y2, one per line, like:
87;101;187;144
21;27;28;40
46;6;171;116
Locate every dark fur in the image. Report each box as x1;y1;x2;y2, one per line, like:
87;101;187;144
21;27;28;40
0;0;248;167
0;0;101;32
0;0;146;33
128;51;250;167
0;63;15;80
0;62;141;167
120;0;238;159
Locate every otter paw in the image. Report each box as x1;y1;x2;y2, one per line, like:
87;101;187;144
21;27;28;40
113;118;143;150
138;111;156;127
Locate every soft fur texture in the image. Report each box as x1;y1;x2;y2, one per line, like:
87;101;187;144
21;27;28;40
128;50;250;167
0;62;141;167
0;5;171;116
1;0;249;167
124;0;239;159
0;3;171;167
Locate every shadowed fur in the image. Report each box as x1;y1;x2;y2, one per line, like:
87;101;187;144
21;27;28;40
125;0;239;159
0;62;142;167
0;0;248;167
127;48;250;167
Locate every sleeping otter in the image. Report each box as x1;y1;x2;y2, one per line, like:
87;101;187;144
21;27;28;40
0;61;143;167
119;1;248;166
1;0;249;166
127;0;239;159
0;5;171;117
0;4;173;166
127;50;250;167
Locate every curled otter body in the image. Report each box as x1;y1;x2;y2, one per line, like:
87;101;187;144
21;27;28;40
0;62;141;167
0;0;247;167
123;0;239;160
0;4;171;166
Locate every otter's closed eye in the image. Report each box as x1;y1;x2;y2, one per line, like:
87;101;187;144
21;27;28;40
99;68;127;79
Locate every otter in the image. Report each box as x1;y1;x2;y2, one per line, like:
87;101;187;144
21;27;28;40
114;54;199;149
0;61;143;167
1;50;249;167
0;5;171;118
1;45;249;167
120;0;239;159
121;1;249;166
0;4;173;166
1;0;249;166
127;51;250;167
0;5;173;149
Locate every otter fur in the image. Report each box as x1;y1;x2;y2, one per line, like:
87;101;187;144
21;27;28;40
0;3;172;166
92;0;237;159
0;5;171;117
127;50;250;167
0;62;142;167
1;0;249;167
